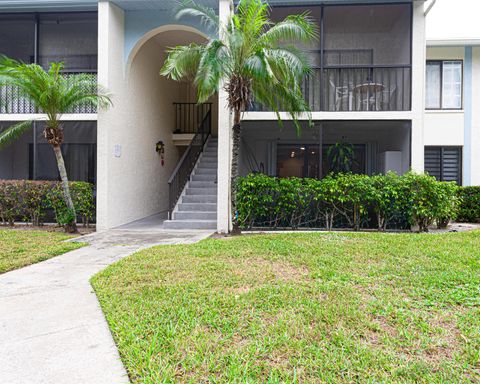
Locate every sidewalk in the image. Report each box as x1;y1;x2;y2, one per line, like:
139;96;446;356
0;228;212;384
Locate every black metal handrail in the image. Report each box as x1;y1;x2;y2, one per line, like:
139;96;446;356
168;109;212;218
173;102;212;134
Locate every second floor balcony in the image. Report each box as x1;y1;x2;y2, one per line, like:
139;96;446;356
0;11;97;115
252;2;413;113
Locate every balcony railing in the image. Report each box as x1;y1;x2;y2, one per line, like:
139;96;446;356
250;65;411;112
0;72;98;114
174;102;212;134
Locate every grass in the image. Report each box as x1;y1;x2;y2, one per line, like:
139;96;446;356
92;231;480;383
0;229;85;274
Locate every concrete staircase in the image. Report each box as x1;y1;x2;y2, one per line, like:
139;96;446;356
163;138;217;230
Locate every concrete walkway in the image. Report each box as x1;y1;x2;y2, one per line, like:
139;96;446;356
0;227;213;384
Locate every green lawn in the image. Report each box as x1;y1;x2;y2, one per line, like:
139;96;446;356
92;232;480;383
0;229;85;274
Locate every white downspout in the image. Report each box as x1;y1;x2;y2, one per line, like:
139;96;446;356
424;0;437;16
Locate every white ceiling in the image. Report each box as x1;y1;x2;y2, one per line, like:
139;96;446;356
112;0;218;11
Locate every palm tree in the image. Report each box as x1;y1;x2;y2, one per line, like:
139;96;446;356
0;57;111;233
161;0;318;233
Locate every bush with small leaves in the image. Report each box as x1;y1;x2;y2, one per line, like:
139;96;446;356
457;186;480;223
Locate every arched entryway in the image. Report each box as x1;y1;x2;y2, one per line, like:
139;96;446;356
97;22;218;229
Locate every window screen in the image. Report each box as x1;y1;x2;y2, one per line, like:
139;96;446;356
38;13;98;72
425;146;462;184
0;14;35;63
29;121;97;184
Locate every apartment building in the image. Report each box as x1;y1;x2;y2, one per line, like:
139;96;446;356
0;0;468;233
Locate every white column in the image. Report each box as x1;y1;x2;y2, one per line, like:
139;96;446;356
216;0;233;233
470;47;480;185
97;1;125;230
411;1;426;173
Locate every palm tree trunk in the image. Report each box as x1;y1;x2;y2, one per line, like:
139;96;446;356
230;109;242;234
52;144;78;233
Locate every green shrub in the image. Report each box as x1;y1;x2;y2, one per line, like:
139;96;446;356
237;172;460;232
20;181;52;226
370;172;403;231
0;180;95;228
0;181;22;226
333;173;374;231
457;186;480;223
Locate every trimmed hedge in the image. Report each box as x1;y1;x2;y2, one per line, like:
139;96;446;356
457;186;480;223
237;172;459;232
0;180;95;227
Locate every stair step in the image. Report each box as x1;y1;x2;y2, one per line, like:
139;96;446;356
186;188;217;195
192;174;216;181
163;220;217;230
182;195;217;203
174;211;217;220
199;162;217;169
178;203;217;212
189;180;216;188
201;156;218;162
195;168;217;175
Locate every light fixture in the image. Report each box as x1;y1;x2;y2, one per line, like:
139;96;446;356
300;147;305;151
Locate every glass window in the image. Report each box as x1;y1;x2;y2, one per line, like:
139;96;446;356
426;61;463;109
277;144;320;178
426;62;441;109
276;143;367;178
442;61;462;109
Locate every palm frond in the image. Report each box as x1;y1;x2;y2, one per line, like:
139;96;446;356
264;47;311;78
236;0;270;38
195;40;229;102
160;44;204;81
175;0;219;31
260;12;319;46
0;120;33;149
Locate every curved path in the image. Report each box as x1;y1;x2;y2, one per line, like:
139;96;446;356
0;228;212;384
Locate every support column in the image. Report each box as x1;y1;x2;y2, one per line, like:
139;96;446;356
464;46;473;185
217;0;233;233
97;1;125;230
470;47;480;186
410;1;426;173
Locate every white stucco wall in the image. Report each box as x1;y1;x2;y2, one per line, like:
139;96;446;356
216;0;233;233
424;47;465;147
97;2;183;229
97;2;215;229
424;111;464;146
424;45;480;186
